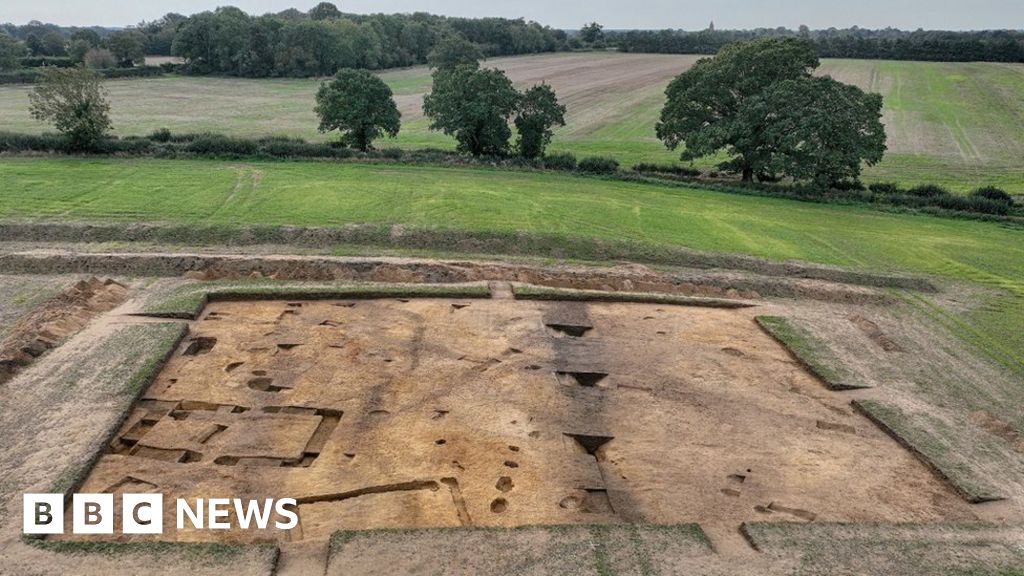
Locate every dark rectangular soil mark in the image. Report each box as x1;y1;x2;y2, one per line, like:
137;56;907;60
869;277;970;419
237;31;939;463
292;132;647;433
582;489;615;514
556;371;609;388
564;433;614;458
182;336;217;356
546;323;593;337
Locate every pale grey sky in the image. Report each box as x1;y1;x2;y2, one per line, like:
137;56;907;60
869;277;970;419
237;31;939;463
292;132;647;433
1;0;1021;30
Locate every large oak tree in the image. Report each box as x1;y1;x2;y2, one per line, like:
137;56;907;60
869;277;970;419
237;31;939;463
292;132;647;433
315;68;401;151
657;37;885;184
423;65;519;156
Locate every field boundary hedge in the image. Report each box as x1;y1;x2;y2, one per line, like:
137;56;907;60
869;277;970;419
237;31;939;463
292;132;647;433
0;66;166;85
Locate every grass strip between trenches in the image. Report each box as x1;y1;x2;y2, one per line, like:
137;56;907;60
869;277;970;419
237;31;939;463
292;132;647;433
755;316;867;391
512;284;755;308
852;399;1006;503
741;521;1024;576
138;281;492;319
328;523;713;575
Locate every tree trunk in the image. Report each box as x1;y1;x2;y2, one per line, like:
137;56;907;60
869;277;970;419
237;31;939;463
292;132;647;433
741;167;754;182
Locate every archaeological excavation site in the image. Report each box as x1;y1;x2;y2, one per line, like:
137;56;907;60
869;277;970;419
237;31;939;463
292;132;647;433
71;296;980;544
2;251;1022;576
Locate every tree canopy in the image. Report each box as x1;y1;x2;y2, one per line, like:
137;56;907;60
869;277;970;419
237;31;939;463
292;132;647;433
742;76;886;186
0;33;26;71
308;2;342;20
579;22;604;44
28;67;112;149
515;84;566;159
427;33;483;71
657;37;887;185
315;68;401;151
614;27;1024;63
107;30;146;67
423;65;520;156
166;7;561;77
658;37;821;181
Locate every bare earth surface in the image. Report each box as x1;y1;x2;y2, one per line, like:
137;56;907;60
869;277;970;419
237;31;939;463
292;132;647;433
71;299;973;549
0;256;1021;575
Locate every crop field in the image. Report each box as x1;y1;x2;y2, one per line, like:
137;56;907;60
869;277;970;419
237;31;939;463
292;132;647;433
1;53;1022;190
2;157;1022;377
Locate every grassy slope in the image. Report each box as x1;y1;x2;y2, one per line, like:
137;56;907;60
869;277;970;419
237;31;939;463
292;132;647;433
1;157;1022;374
0;54;1021;190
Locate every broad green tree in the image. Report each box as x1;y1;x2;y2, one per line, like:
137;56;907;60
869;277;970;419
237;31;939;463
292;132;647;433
427;33;482;71
743;76;886;186
40;31;67;56
315;68;401;151
28;67;112;150
309;2;342;20
514;83;566;159
0;33;26;71
107;30;146;67
657;37;819;181
579;22;604;44
424;65;519;156
83;48;117;69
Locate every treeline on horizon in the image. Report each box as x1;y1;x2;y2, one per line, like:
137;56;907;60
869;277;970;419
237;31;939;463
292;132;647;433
3;6;1023;80
1;3;566;77
611;26;1024;63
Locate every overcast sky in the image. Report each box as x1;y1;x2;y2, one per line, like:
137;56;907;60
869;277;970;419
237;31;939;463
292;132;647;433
2;0;1021;30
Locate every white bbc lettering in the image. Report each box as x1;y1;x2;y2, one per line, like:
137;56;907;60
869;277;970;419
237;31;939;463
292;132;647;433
23;494;64;535
274;498;299;529
207;498;231;529
24;494;299;534
73;494;114;534
177;497;204;529
234;498;274;530
122;494;163;535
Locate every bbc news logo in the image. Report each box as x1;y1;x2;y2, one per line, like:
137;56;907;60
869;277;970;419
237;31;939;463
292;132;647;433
24;494;298;534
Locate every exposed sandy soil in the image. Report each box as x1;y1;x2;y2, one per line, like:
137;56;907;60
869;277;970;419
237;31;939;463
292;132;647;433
0;248;918;306
0;255;1019;574
0;277;127;385
69;298;974;551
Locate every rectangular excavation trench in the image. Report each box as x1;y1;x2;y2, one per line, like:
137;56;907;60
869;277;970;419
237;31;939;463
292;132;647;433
62;298;980;544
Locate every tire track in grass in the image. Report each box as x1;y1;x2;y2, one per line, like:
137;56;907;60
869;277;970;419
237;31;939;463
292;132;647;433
205;165;262;222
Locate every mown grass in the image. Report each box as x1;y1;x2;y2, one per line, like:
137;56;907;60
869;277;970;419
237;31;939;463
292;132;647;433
755;316;865;390
852;400;1005;503
0;54;1021;190
743;522;1024;576
513;285;753;308
140;280;491;318
0;157;1022;375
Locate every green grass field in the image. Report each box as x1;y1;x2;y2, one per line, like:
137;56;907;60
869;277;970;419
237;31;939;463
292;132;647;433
0;53;1021;190
1;157;1022;375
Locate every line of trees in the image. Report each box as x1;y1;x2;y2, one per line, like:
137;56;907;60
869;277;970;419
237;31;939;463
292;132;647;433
315;42;566;157
2;4;566;77
0;26;147;71
613;27;1024;63
162;4;564;77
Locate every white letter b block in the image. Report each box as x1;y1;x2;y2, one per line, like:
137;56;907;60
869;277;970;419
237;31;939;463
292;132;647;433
23;494;63;535
73;493;114;534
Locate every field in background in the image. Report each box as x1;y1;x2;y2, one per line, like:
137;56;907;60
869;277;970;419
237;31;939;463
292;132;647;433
2;156;1022;376
1;53;1022;190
